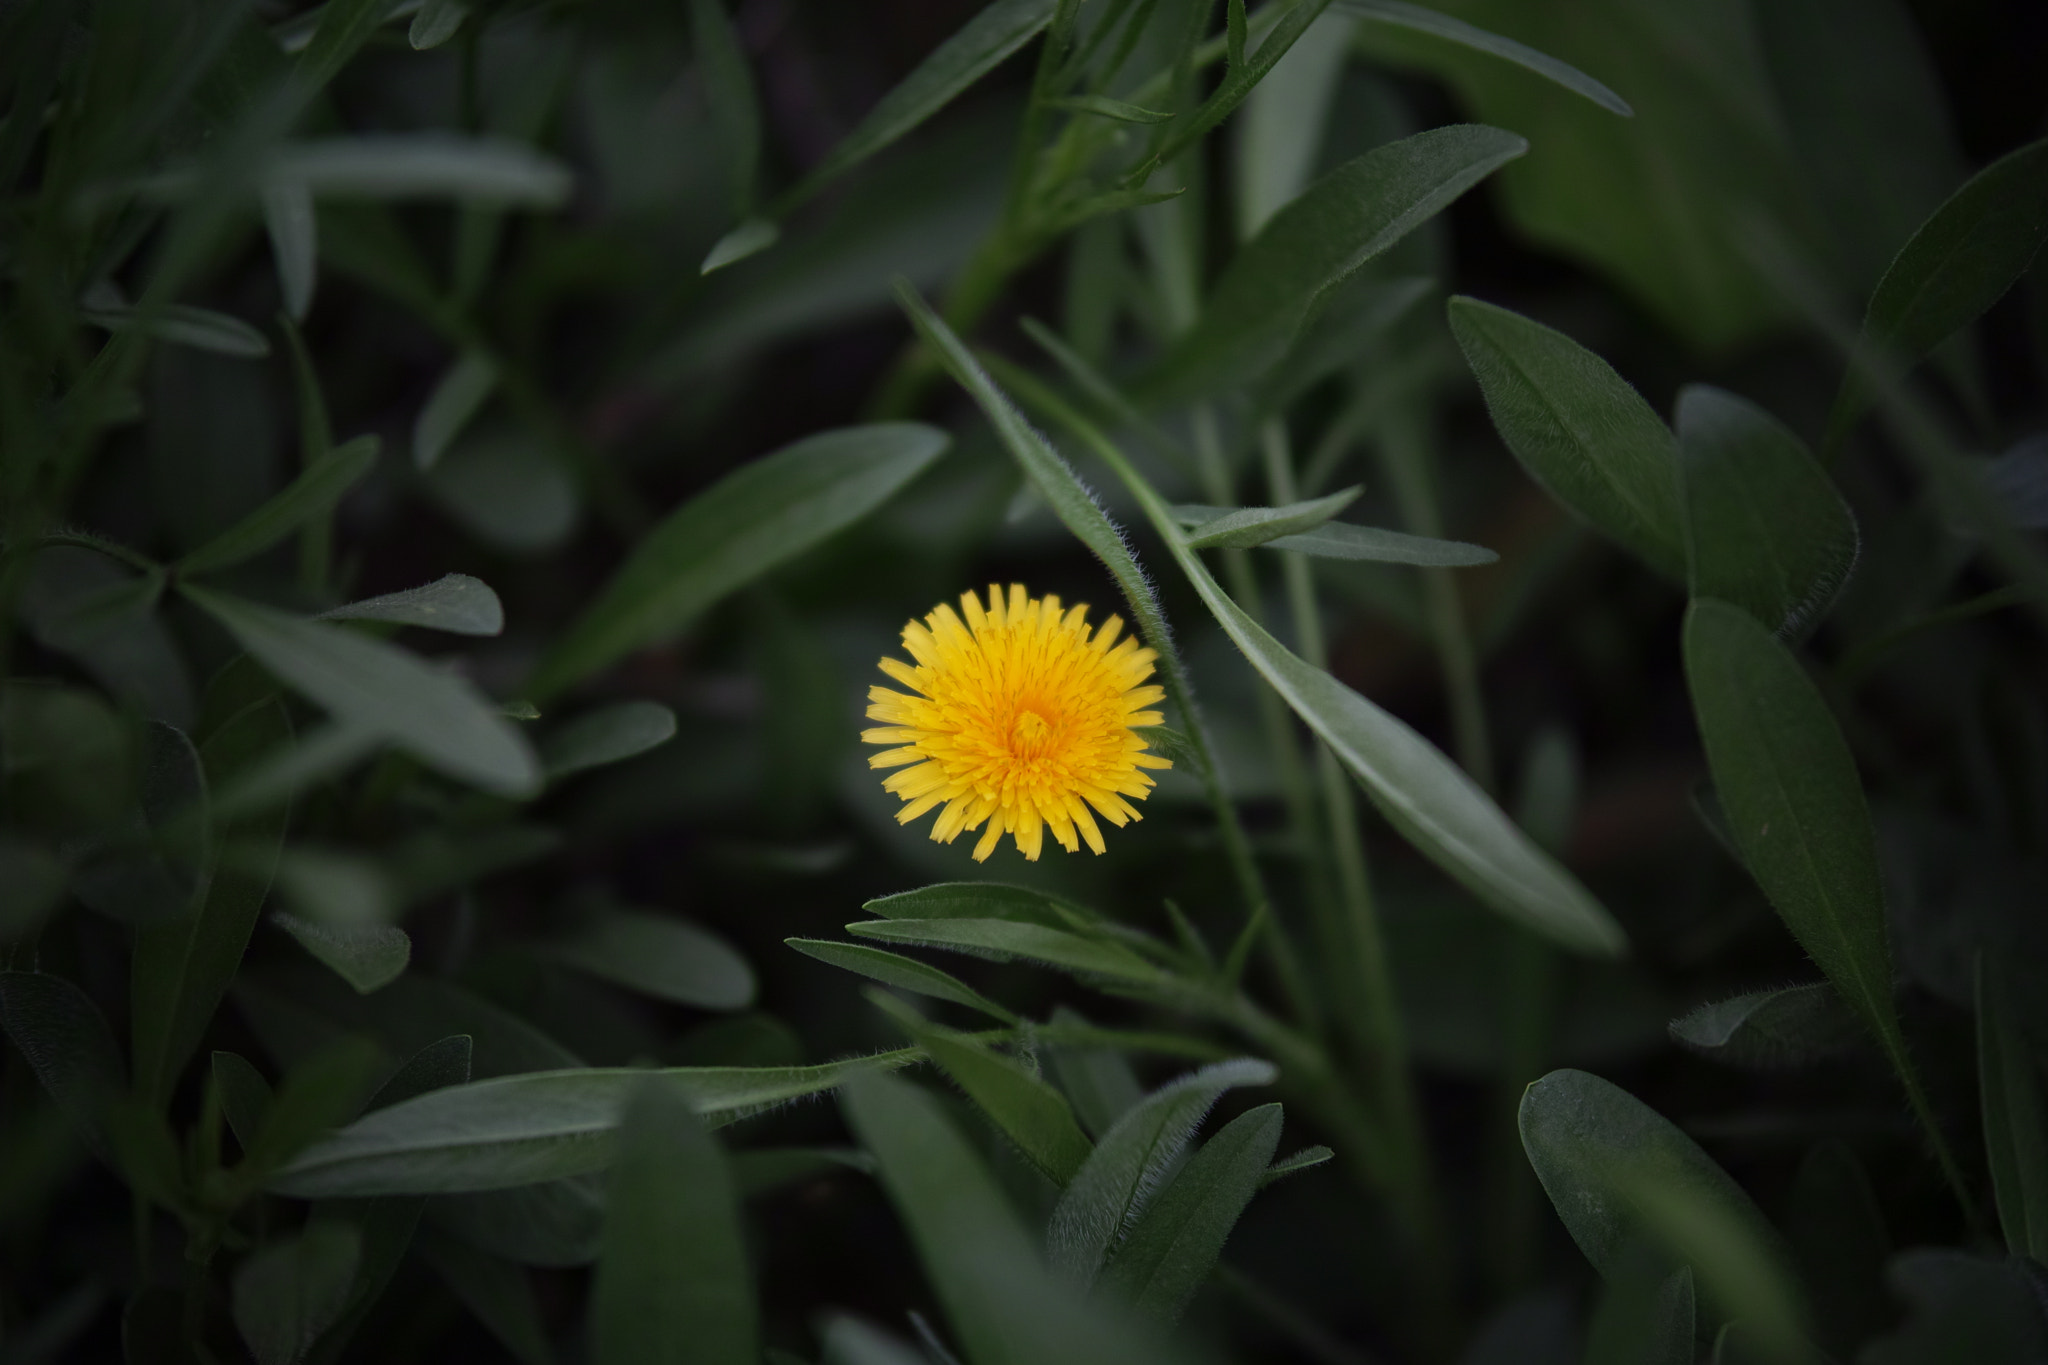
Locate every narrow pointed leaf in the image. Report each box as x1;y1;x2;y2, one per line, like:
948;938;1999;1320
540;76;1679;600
81;303;271;357
274;135;572;205
1448;295;1685;579
591;1075;756;1365
839;1069;1189;1365
1979;962;2048;1264
701;218;780;274
264;181;319;320
1520;1068;1787;1335
540;701;677;779
408;0;466;48
232;1222;362;1365
1681;599;1905;1071
786;939;1017;1023
215;1050;275;1154
529;423;948;699
1047;95;1171;124
180;437;378;576
1668;983;1863;1070
132;696;293;1105
412;353;498;473
1677;385;1859;636
1149;127;1527;401
1178;487;1360;550
1829;136;2048;448
269;1054;921;1197
274;913;412;995
1098;1102;1283;1322
1334;0;1632;115
864;881;1097;927
1171;504;1497;565
317;574;504;636
689;0;761;218
847;917;1162;986
791;0;1056;201
895;1014;1093;1184
183;585;541;797
1048;1060;1278;1286
543;906;755;1011
0;971;125;1158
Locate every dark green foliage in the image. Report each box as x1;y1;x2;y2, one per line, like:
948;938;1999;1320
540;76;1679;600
2;2;2040;1361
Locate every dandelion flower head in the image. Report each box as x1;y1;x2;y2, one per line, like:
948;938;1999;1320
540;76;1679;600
864;584;1171;861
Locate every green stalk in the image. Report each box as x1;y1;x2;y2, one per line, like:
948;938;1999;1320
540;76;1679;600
1260;417;1440;1266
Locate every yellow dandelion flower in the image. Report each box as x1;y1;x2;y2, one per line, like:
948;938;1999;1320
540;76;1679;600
863;584;1172;862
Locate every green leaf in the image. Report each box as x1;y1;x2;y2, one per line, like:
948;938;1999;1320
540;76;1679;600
847;918;1161;987
427;1175;605;1268
1681;600;1918;1098
689;0;761;218
1177;487;1361;550
417;1230;552;1365
408;0;466;50
540;701;678;779
1620;1167;1810;1363
1978;961;2048;1264
1170;503;1498;565
273;912;412;995
1047;94;1172;124
819;1317;928;1365
69;720;208;926
591;1075;756;1365
270;1054;920;1197
272;135;573;206
863;881;1095;928
881;1003;1093;1184
1048;1060;1278;1286
1335;0;1632;115
788;0;1056;203
1045;1007;1143;1140
1676;386;1859;636
421;430;581;554
1668;983;1863;1070
1519;1068;1788;1333
232;1221;362;1365
1828;136;2048;449
132;696;292;1105
1585;1261;1696;1365
1261;1144;1332;1187
179;436;378;577
528;423;948;700
234;964;581;1079
80;302;271;357
542;905;755;1011
1139;0;1339;175
1447;295;1685;579
1148;127;1527;402
264;181;319;321
237;1039;384;1182
412;353;498;473
183;585;541;797
907;290;1626;958
839;1069;1189;1365
215;1051;276;1155
1097;1102;1282;1322
733;1147;875;1198
308;1038;474;1362
700;218;781;274
786;939;1017;1024
317;574;505;636
0;971;125;1159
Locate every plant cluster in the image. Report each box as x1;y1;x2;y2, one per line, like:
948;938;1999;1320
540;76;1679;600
2;1;2045;1363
